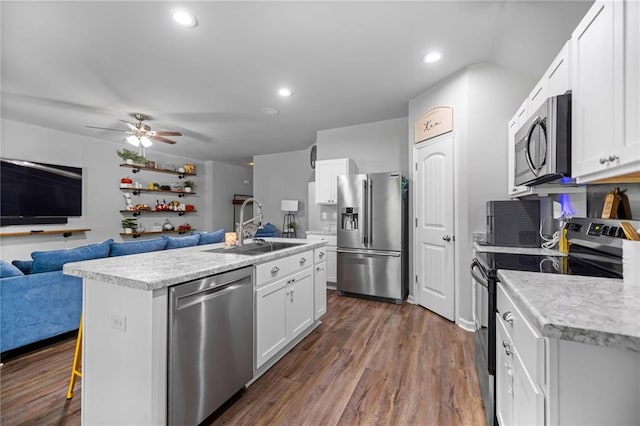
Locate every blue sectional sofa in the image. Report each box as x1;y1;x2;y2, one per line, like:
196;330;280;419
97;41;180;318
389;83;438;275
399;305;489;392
0;230;225;355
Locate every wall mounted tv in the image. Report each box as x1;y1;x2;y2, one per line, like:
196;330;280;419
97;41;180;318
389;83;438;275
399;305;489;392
1;158;83;226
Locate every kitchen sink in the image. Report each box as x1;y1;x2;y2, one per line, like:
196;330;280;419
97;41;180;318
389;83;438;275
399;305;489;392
204;241;305;256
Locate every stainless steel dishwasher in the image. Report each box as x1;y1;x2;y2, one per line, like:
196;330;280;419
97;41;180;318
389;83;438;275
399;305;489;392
168;266;253;426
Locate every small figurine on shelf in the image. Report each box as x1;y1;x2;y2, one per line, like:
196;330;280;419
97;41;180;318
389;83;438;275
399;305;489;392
162;218;175;231
123;193;135;211
177;223;192;234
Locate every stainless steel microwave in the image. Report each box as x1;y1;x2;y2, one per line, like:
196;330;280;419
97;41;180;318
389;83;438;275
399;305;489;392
514;93;571;186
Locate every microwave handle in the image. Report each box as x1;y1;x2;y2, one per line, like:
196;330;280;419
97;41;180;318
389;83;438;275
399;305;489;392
525;117;546;175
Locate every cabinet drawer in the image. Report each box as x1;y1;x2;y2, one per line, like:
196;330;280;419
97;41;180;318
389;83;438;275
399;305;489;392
314;247;327;264
497;284;544;385
291;250;313;272
256;257;293;286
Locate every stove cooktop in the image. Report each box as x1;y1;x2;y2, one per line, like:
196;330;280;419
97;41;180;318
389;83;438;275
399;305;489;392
475;251;622;279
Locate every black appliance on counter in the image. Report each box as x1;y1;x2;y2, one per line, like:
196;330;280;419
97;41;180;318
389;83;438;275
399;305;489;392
471;217;639;426
486;200;541;247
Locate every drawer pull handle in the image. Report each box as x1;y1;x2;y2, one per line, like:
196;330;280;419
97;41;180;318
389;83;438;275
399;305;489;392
300;257;307;264
608;155;619;162
319;252;325;257
502;340;513;356
599;157;609;164
503;311;514;325
271;266;280;274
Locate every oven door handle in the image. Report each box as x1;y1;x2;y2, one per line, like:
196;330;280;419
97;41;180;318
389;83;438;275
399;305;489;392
470;259;489;288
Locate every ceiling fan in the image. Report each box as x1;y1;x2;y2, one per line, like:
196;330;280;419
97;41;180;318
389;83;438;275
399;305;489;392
87;113;182;147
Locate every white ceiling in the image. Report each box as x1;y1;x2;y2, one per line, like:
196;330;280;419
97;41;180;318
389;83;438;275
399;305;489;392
1;1;592;165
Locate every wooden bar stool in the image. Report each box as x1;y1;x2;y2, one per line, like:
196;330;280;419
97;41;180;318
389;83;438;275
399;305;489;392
66;314;82;399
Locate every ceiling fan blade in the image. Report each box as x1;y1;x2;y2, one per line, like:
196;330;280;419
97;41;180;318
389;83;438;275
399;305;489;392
151;135;178;144
154;130;183;137
86;125;128;132
119;120;139;131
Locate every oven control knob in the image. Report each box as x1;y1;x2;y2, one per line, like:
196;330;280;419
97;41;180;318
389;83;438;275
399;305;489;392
503;311;514;325
616;227;626;238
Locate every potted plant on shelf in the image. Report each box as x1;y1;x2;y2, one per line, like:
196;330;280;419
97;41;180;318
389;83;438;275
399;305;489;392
286;222;296;234
183;180;195;193
121;217;138;234
116;148;146;165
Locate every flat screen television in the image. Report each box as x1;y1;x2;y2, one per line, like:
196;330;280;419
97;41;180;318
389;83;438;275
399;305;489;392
1;158;83;226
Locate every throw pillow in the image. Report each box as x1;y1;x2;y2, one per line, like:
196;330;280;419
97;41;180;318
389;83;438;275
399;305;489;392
109;237;168;257
31;239;113;274
163;234;200;249
195;229;225;245
1;260;24;278
11;259;33;275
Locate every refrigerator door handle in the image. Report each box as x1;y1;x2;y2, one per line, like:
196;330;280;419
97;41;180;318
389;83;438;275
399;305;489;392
368;178;373;246
362;179;368;245
337;248;401;257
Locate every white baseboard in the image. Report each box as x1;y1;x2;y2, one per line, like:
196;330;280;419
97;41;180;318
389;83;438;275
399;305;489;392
457;316;475;332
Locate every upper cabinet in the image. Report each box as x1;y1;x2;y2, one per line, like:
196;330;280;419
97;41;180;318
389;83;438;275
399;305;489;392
572;0;640;182
315;158;353;204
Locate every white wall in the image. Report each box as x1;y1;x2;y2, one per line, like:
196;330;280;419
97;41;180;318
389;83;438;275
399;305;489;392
204;160;253;232
0;119;234;261
316;117;409;175
252;146;314;236
408;63;534;326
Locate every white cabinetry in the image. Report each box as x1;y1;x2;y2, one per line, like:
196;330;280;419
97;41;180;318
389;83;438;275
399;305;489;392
315;158;352;204
306;234;337;283
313;247;327;320
496;284;544;426
572;0;640;182
255;250;314;369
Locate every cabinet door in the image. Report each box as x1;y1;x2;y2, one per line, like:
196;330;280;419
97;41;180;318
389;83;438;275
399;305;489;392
314;262;327;320
624;0;640;162
528;80;547;114
513;352;544;426
516;99;529;128
546;42;571;98
572;1;624;179
496;315;514;426
315;160;333;204
288;268;314;340
331;158;349;202
326;246;337;283
256;278;289;368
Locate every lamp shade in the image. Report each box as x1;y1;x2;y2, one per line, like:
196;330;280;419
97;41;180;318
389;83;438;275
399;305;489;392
281;200;299;212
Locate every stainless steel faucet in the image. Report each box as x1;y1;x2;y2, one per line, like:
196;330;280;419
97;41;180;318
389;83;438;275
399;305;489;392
237;197;263;246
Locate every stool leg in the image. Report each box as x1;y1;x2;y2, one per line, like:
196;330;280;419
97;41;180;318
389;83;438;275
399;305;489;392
66;314;83;399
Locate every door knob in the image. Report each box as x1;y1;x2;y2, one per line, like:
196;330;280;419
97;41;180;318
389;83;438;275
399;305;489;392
442;235;451;242
608;155;619;162
599;157;609;164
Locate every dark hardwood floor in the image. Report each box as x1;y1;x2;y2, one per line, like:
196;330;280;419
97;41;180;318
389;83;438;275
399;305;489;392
0;291;485;426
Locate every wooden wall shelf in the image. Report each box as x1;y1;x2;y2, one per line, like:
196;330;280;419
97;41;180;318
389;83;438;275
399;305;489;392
119;164;196;179
0;228;91;238
120;229;195;238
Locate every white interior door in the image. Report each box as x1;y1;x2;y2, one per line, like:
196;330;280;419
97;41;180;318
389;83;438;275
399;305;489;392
414;133;455;321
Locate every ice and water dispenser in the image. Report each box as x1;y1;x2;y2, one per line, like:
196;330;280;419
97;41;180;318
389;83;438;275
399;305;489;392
341;207;359;231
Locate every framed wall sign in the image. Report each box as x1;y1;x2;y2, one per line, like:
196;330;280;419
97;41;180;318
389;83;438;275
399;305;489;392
414;106;453;143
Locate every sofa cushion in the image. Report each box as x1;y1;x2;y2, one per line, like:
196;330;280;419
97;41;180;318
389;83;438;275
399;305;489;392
31;239;113;274
110;237;167;257
11;260;33;275
163;234;200;249
1;260;24;278
195;229;225;245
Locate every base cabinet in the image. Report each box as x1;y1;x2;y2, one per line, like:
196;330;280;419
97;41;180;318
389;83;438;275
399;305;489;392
255;265;314;369
314;261;327;320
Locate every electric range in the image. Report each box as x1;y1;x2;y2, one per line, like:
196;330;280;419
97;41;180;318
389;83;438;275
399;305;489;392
471;217;638;426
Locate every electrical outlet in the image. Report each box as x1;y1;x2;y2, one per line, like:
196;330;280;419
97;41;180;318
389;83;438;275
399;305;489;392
111;313;126;332
321;212;327;220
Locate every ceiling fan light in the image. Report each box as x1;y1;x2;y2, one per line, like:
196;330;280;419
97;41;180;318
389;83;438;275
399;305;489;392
126;135;141;147
140;136;153;148
172;10;197;28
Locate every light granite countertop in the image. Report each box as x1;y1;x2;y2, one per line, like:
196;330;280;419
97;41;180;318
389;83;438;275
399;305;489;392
305;230;337;236
63;238;325;291
497;270;640;352
473;241;566;256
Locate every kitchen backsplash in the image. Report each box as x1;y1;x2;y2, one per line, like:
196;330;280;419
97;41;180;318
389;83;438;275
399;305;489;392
587;183;640;219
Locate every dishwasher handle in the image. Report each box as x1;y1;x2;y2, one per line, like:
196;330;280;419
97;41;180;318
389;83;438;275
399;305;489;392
175;278;251;311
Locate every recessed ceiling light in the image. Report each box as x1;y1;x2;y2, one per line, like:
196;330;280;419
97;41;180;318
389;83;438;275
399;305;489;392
248;162;255;166
261;107;279;115
172;9;197;28
278;88;293;97
422;51;443;64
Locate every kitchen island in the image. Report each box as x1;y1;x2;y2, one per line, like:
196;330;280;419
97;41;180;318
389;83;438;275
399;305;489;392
64;238;326;426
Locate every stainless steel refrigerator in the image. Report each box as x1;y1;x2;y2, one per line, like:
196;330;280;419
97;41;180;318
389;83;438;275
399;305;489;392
336;172;407;303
